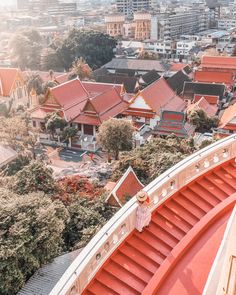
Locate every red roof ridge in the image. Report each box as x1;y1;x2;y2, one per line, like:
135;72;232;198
51;77;90;97
83;81;123;87
105;166;144;207
90;87;128;115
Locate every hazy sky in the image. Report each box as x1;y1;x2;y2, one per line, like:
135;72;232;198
0;0;15;6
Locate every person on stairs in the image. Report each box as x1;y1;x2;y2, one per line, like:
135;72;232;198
135;190;151;233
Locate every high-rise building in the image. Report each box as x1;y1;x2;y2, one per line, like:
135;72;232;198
151;10;209;41
116;0;151;18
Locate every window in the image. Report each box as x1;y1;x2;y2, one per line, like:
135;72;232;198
83;124;94;135
145;118;150;125
32;121;37;128
40;122;46;131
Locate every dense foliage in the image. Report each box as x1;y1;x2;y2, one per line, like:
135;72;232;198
9;29;42;70
188;109;219;133
0;154;30;176
56;29;117;70
68;57;92;80
113;136;195;185
97;118;135;160
64;195;117;250
0;190;68;295
12;161;57;195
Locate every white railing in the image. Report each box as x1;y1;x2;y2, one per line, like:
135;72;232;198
50;135;236;295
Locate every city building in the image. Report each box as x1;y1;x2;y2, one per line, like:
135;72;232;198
116;0;151;18
151;10;209;41
218;18;236;30
105;14;125;37
133;12;151;40
176;40;196;57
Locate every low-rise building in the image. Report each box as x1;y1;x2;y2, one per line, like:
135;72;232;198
30;79;128;150
123;77;186;129
176;40;196;57
0;68;28;108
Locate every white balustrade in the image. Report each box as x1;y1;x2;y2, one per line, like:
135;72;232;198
49;135;236;295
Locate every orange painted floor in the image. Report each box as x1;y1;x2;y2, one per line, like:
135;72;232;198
83;159;236;295
156;210;231;295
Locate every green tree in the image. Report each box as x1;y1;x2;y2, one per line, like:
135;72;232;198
12;161;57;195
41;48;64;71
68;57;92;80
57;29;117;70
0;189;68;295
0;154;30;176
97;118;135;160
113;136;195;185
27;73;44;96
45;112;67;138
188;109;219;133
0;99;13;117
64;195;117;249
9;29;42;70
61;125;78;146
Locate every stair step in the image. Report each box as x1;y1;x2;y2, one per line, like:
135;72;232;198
104;261;146;293
175;194;205;219
134;230;172;255
186;185;218;208
127;236;165;266
199;178;228;200
223;164;236;179
147;221;180;246
167;200;199;225
97;270;140;295
206;175;235;196
111;253;152;283
152;213;186;240
119;244;159;274
88;279;119;295
214;169;236;190
159;206;192;232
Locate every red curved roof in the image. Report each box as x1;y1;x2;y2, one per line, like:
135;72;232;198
83;159;236;294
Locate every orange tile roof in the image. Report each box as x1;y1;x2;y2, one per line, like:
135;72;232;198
187;97;217;117
0;68;20;96
106;167;144;206
83;81;123;96
194;94;219;105
194;70;233;85
73;87;128;125
219;102;236;129
137;77;186;114
34;78;128;126
50;79;89;109
201;56;236;70
170;63;189;72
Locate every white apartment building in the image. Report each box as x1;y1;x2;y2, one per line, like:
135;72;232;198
116;0;151;18
151;10;209;41
218;18;236;30
144;40;173;56
176;40;196;56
